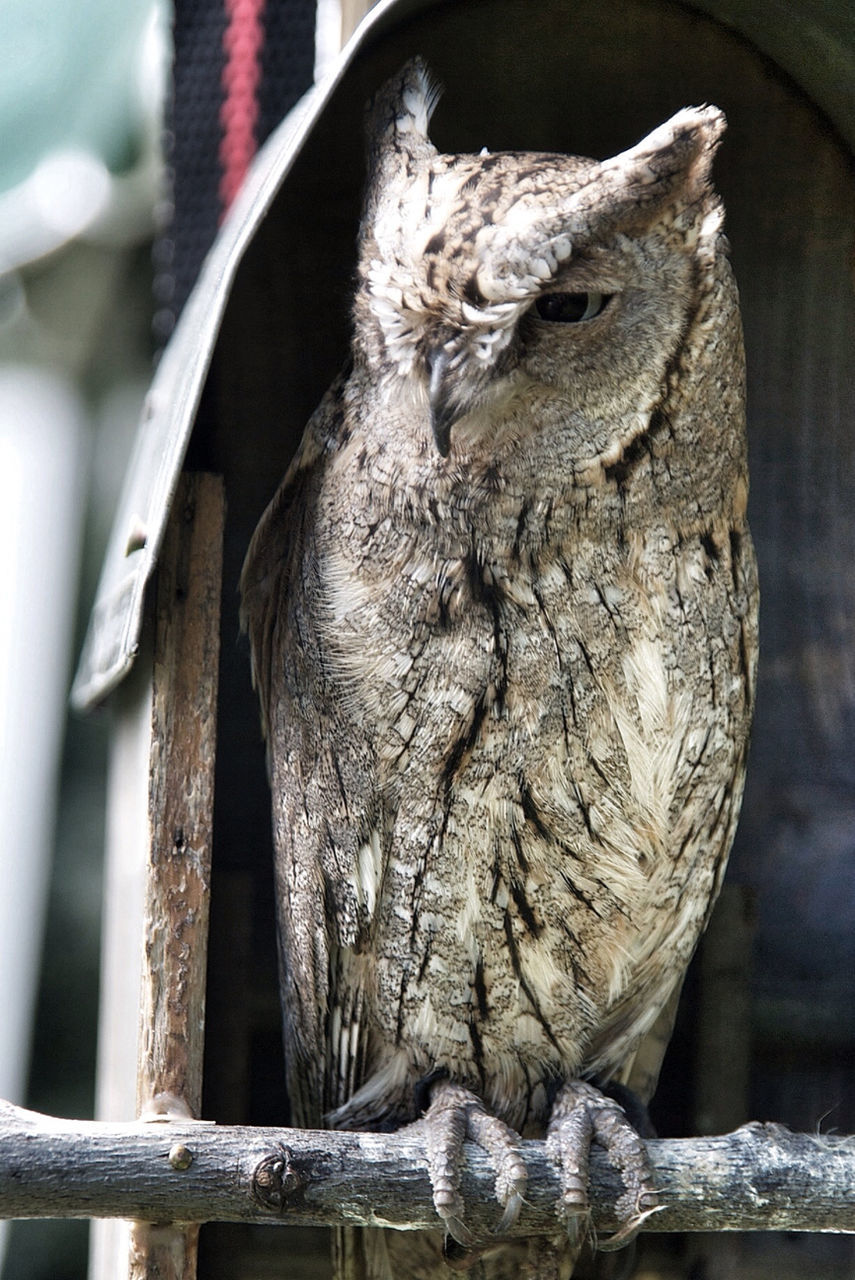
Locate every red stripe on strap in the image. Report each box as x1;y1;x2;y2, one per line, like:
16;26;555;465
219;0;265;213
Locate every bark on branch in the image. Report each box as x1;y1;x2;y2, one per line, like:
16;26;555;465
1;1101;853;1237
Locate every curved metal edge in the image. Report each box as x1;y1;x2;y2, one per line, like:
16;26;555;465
70;0;431;712
71;0;855;712
687;0;855;153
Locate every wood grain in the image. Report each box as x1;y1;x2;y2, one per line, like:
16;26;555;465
132;473;225;1280
1;1102;854;1237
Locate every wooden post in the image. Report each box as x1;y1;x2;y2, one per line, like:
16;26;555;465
129;472;224;1280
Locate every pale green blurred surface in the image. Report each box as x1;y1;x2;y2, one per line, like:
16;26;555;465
0;3;166;1277
0;0;153;192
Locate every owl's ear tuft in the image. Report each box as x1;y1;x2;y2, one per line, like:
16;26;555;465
399;57;443;140
362;59;442;241
603;106;727;210
367;57;442;155
642;105;726;187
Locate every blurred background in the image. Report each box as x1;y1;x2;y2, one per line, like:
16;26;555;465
0;2;166;1276
0;2;331;1272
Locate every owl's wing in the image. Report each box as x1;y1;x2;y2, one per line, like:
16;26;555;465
241;381;383;1127
609;978;684;1104
240;405;326;746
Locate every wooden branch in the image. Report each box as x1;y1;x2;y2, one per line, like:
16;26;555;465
2;1101;853;1237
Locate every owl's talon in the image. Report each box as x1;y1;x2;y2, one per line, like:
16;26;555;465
416;1078;527;1242
493;1190;525;1236
443;1215;473;1249
546;1080;659;1248
597;1200;664;1251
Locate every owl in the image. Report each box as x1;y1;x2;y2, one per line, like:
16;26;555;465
241;58;758;1279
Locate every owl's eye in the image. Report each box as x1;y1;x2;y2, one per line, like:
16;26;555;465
534;291;610;323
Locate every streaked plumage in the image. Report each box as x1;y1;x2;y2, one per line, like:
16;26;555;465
241;59;758;1278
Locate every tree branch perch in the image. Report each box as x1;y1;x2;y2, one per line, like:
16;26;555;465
1;1101;853;1237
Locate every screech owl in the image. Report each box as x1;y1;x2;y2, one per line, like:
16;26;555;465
241;59;758;1279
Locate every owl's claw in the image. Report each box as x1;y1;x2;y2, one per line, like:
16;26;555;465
546;1080;660;1249
415;1078;527;1244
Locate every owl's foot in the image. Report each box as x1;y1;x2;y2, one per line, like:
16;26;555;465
546;1080;660;1250
414;1077;527;1246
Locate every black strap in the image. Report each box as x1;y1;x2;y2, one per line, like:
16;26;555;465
155;0;317;341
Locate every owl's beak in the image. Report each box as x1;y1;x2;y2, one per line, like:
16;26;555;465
426;348;457;457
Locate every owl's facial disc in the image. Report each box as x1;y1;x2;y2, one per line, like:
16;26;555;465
534;291;612;323
425;288;615;456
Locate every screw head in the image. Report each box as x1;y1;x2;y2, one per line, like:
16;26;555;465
168;1143;193;1171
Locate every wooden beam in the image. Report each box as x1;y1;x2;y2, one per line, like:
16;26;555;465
131;473;225;1280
